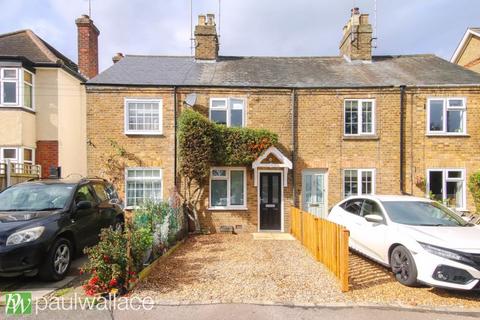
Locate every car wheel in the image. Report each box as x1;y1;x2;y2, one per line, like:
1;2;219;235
39;237;73;281
390;245;418;287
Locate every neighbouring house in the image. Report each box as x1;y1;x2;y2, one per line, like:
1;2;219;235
86;8;480;233
451;27;480;73
0;14;99;178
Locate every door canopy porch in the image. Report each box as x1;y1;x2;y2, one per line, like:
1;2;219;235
252;146;292;187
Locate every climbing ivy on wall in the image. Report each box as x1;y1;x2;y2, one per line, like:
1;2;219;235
178;109;278;231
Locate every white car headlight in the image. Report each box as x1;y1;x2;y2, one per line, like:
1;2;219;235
419;242;474;265
6;226;45;246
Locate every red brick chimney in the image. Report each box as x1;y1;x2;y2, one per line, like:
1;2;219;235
75;14;100;79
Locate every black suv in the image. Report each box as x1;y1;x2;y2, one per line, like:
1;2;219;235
0;178;124;281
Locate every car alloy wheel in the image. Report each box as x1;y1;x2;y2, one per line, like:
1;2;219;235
390;245;418;287
54;244;70;275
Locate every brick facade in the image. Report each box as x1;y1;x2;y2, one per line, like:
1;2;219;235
36;140;58;177
86;84;480;233
75;15;99;79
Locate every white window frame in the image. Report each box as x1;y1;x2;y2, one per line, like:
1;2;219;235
22;147;35;165
426;97;467;135
124;167;163;209
22;69;34;110
209;167;247;210
124;98;163;135
1;68;19;106
0;147;19;163
209;97;246;127
344;99;376;136
343;169;376;198
426;168;467;211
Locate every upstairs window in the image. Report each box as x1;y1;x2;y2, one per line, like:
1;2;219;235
124;99;162;135
209;98;245;127
23;70;33;109
344;99;375;135
427;98;466;135
1;68;18;105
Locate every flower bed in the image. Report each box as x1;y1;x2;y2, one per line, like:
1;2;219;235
80;190;186;297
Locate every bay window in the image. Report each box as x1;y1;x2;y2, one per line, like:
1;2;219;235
210;167;246;209
427;169;466;210
0;68;34;109
209;98;245;127
1;68;18;105
343;169;375;198
427;98;466;135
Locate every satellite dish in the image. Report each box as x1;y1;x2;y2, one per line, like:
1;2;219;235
184;93;197;107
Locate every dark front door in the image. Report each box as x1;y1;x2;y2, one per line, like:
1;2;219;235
259;172;282;231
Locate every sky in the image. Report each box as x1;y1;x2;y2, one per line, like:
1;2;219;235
0;0;478;72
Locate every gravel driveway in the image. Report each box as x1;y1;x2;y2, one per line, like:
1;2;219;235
134;234;480;309
134;233;345;305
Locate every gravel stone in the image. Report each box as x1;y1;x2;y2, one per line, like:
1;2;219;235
133;234;480;309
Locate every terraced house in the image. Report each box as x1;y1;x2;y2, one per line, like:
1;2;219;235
86;8;480;233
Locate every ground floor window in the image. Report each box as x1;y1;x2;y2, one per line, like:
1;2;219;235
0;146;35;165
427;169;465;210
343;169;375;198
125;168;162;208
210;167;246;209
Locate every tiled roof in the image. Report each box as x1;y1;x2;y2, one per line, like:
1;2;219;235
87;54;480;88
0;29;81;77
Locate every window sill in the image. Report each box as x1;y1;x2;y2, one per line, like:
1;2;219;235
426;134;470;138
208;207;248;211
0;105;36;114
343;135;379;141
124;132;164;136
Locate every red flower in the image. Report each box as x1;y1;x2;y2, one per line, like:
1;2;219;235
128;271;136;275
89;276;99;285
109;278;118;287
103;255;110;263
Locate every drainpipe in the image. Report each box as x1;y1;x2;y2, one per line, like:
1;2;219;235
291;89;297;207
400;85;406;194
174;86;178;188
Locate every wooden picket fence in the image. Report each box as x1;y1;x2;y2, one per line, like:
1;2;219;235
290;207;350;292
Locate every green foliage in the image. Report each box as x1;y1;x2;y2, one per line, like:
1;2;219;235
129;225;154;271
81;228;129;296
468;171;480;213
213;125;278;165
178;109;216;183
178;109;278;181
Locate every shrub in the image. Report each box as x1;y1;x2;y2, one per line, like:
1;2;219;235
468;171;480;213
81;228;129;296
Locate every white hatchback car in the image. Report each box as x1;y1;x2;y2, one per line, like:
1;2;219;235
328;195;480;290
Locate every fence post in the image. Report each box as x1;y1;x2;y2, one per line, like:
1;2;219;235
6;160;11;187
340;229;350;292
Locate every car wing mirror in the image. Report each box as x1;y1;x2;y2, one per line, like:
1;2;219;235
364;214;384;223
76;201;93;210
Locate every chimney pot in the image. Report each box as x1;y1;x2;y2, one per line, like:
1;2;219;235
112;52;124;64
206;14;215;26
194;13;219;61
351;7;360;15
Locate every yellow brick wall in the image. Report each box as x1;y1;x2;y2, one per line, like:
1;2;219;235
86;85;480;233
457;35;480;73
